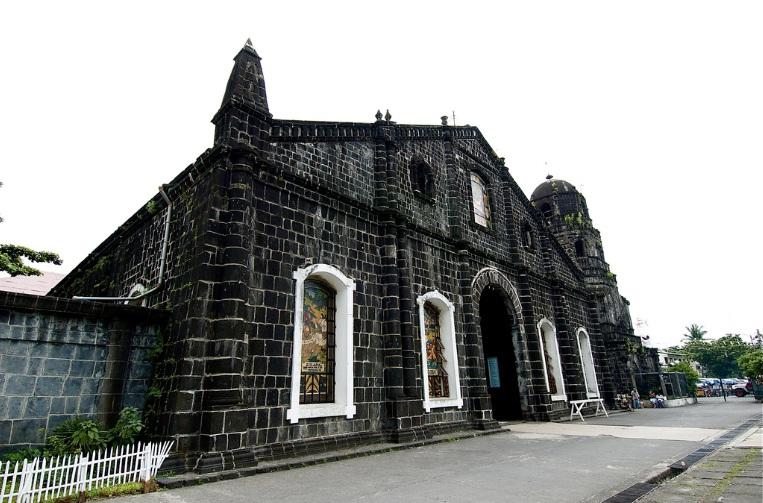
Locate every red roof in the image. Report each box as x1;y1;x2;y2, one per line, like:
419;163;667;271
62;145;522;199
0;271;65;295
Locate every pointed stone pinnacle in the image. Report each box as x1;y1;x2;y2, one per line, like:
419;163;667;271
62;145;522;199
375;110;383;121
239;38;260;58
384;109;391;122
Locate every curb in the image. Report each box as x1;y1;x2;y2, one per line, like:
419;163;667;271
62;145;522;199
601;414;763;503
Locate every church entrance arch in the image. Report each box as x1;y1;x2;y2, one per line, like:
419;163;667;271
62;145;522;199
472;268;526;421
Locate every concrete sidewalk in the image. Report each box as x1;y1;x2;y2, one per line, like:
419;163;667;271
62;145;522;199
636;427;763;503
109;400;760;503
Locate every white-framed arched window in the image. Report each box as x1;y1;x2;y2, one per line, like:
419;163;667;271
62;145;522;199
287;264;356;423
417;291;463;412
576;328;600;398
537;317;566;401
124;283;147;306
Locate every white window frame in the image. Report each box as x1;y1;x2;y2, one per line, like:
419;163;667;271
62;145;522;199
576;328;600;398
470;172;491;228
417;291;463;412
537;317;567;401
287;264;356;424
124;283;147;306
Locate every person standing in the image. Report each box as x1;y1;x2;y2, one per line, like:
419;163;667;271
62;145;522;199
631;388;641;409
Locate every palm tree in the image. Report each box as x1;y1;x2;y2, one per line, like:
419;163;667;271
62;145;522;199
684;324;707;342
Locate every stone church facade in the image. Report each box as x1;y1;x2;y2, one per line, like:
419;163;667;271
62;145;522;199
50;41;655;472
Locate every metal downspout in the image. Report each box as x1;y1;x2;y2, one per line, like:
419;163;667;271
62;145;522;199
73;185;172;303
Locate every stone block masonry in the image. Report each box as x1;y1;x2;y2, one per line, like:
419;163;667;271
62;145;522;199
0;291;168;453
44;40;656;472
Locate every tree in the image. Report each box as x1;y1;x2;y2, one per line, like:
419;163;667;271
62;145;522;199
737;350;763;380
749;329;763;349
0;182;62;276
683;324;707;342
0;244;62;276
685;335;750;378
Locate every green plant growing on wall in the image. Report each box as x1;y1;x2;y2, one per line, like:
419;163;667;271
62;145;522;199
147;331;164;361
562;211;588;229
146;200;158;215
625;338;645;356
147;386;162;399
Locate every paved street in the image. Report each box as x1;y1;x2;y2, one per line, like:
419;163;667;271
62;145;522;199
120;397;760;503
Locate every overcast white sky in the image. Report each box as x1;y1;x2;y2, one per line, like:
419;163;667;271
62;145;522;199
1;1;760;348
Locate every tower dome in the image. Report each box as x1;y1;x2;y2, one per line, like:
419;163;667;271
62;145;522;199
530;175;578;202
530;175;588;219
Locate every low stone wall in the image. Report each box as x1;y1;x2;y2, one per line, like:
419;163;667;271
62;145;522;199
0;291;168;453
664;396;698;408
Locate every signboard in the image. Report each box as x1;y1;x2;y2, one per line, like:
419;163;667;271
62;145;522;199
487;357;501;388
302;361;325;372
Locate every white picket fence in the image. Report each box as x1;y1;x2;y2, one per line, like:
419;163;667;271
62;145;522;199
0;441;173;503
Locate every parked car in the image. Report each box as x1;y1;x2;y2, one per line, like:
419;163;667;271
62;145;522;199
732;380;754;397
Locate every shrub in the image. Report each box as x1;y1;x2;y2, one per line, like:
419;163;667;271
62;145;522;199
108;407;143;445
46;418;107;456
1;447;41;464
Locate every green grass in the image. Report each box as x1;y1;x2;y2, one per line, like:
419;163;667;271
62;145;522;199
2;480;156;503
706;450;760;500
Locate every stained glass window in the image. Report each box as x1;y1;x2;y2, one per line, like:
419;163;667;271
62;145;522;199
470;173;490;227
540;323;565;398
425;303;449;398
300;279;336;404
578;330;598;396
543;340;558;395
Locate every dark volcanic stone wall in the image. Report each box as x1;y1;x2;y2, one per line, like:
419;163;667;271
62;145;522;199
44;43;637;471
0;292;166;453
244;165;386;446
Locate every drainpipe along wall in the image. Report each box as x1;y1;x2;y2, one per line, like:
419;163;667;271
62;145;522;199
73;185;172;304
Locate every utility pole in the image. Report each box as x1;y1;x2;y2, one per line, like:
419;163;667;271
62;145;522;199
721;349;728;402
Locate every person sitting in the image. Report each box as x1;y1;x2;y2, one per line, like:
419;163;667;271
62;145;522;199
655;393;666;408
649;391;665;408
